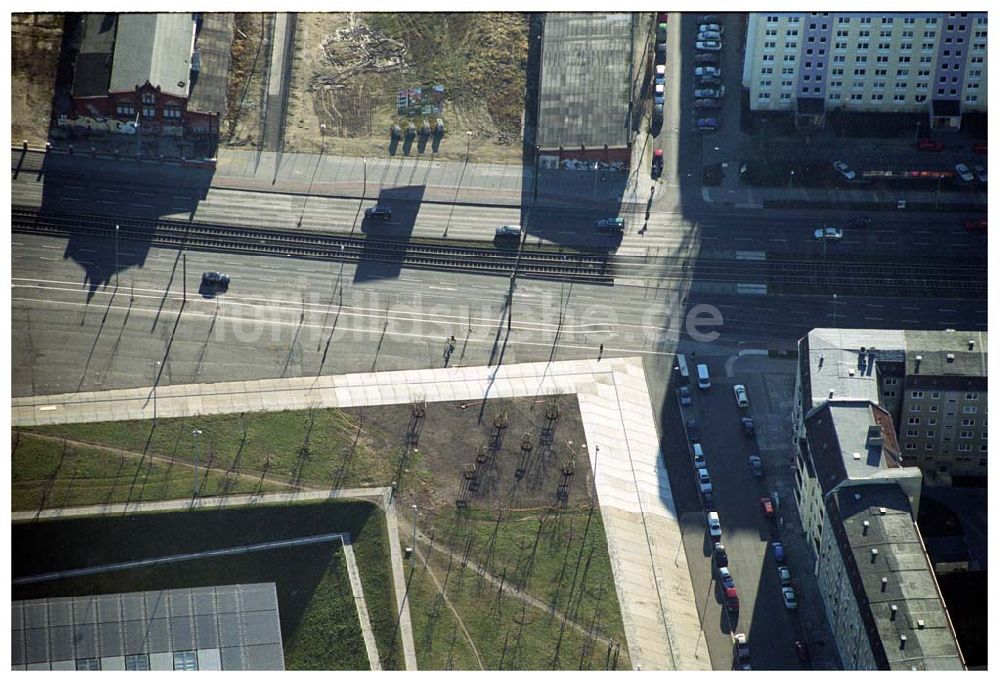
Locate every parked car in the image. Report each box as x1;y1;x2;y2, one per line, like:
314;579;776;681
778;565;792;586
714;542;728;568
697;31;722;41
748;455;763;477
707;510;722;538
654;83;665;105
655;64;666;86
694;53;720;66
652;148;664;178
686;419;701;442
833;160;856;180
695;40;722;51
733;384;749;408
917;138;945;151
718;566;735;589
814;227;843;240
697;14;720;24
655;50;666;66
741;417;756;438
595;217;625;232
772;542;786;564
971;163;987;183
698;468;713;493
972;142;987;154
692;443;706;468
693;88;721;99
702;490;715;512
694;66;720;77
782;586;798;610
201;271;230;288
724;586;740;612
653;103;664;124
696;75;721;87
694;98;721;110
955;163;974;182
698;23;723;33
759;496;775;518
679;385;692;405
656;22;667;44
365;205;392;220
795;641;811;662
964;218;987;233
735;633;751;670
696;118;719;131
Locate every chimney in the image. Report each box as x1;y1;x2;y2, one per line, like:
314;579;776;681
968;340;975;351
947;353;955;363
829;389;835;399
917;620;926;629
881;577;888;592
890;604;898;620
863;520;870;534
871;548;879;562
867;425;884;448
900;634;907;649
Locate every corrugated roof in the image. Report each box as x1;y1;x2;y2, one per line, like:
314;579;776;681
110;13;195;97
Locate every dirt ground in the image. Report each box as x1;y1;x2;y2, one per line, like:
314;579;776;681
222;13;269;148
10;14;63;146
283;12;528;164
344;394;594;514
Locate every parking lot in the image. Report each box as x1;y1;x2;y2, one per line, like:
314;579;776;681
669;352;840;670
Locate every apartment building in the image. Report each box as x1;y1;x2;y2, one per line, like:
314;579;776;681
742;12;987;129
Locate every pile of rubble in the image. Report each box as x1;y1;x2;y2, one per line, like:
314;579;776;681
312;14;408;89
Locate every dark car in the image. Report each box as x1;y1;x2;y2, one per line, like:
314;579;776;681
696;75;721;87
595;217;626;233
741;417;755;437
714;542;728;568
694;98;721;110
652;148;664;179
795;641;811;662
364;205;392;220
701;490;715;512
696;118;719;131
679;385;692;405
917;138;945;151
694;53;720;66
748;455;763;477
698;14;720;24
772;542;786;564
686;418;701;442
201;271;230;287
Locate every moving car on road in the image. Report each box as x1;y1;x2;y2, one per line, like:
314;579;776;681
955;163;974;182
733;384;749;408
695;40;722;51
364;205;392;220
595;217;626;232
201;271;230;288
833;160;856;180
814;227;843;241
494;225;523;244
748;454;763;477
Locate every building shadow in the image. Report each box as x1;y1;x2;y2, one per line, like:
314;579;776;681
353;184;425;283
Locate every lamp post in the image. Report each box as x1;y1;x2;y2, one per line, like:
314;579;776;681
149;361;161;421
411;504;418;570
192;429;203;498
135;120;141;159
114;223;119;287
465;131;473;163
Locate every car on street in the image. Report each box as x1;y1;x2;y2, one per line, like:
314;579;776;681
679;385;692;405
718;566;735;589
833;160;856;180
741;417;756;438
655;64;666;86
653;103;664;123
656;22;667;44
778;565;792;586
714;542;728;568
698;468;713;493
696;118;719;131
692;443;706;468
773;542;786;564
655;50;666;66
698;14;720;24
495;226;522;243
696;75;721;87
702;491;716;512
707;510;722;538
759;496;775;518
733;384;749;408
972;163;987;183
955;163;974;182
595;217;625;232
697;31;722;41
654;83;665;105
814;227;843;241
695;40;722;51
652;148;664;178
725;587;740;612
694;53;720;66
693;89;721;100
694;66;720;77
973;142;987;154
365;205;392;220
201;271;230;287
694;98;721;110
782;586;798;610
795;641;811;662
686;418;701;442
917;138;945;151
748;454;763;477
698;23;723;33
965;218;987;233
735;633;751;670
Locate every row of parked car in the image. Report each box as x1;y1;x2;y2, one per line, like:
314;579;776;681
833;159;987;184
652;14;668;125
693;16;724;132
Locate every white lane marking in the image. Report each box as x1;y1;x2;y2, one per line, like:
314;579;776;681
37;405;59;411
864;316;884;321
901;319;921;323
939;308;958;313
900;306;920;311
40;256;56;260
61;197;82;202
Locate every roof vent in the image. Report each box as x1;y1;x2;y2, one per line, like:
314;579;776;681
849;368;855;377
917;620;926;629
900;634;907;649
879;507;887;515
890;604;898;620
863;520;870;534
867;425;884;447
871;548;879;561
829;389;835;399
946;353;955;363
968;340;975;351
854;492;862;500
853;452;862;461
881;577;888;591
178;80;185;88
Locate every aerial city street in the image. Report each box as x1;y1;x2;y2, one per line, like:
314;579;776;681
9;10;988;673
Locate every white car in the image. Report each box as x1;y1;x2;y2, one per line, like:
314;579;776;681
699;23;723;33
814;227;843;241
833;160;856;180
971;163;987;183
955;163;974;182
733;384;749;408
696;41;722;51
782;586;798;610
707;511;722;538
778;565;792;586
694;66;720;77
697;467;713;493
697;31;722;41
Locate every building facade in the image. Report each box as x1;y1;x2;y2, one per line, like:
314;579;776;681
742;12;987;129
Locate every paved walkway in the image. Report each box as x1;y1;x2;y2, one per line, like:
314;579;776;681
13;357;709;670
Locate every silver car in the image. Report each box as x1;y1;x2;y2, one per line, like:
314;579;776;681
695;40;722;51
698;31;722;41
814;227;843;241
693;88;721;99
694;66;721;77
955;163;974;182
699;23;723;33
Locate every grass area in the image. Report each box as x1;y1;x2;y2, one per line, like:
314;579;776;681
12;500;400;670
10;432;293;511
21;405;395;495
410;506;630;670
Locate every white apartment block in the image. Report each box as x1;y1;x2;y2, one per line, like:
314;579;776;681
742;12;987;128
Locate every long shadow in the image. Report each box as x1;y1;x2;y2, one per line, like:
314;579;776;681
75;282;120;391
354;185;426;284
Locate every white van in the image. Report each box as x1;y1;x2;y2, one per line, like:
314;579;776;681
707;511;722;539
692;443;706;468
676;354;690;385
697;363;711;390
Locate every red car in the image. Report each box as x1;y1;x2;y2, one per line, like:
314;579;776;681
964;218;987;233
652;148;664;179
759;496;775;518
657;12;669;22
725;586;740;611
972;142;987;154
917;138;945;151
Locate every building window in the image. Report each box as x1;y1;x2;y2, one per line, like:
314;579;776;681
962;418;975;427
963;406;978;414
929;418;938;426
960;430;974;439
142;106;156;118
829;93;841;100
958;444;972;452
125;655;150;671
905;443;916;450
930;405;940;413
173;651;199;671
911;390;925;399
767;15;779;23
163;106;182;119
765;41;777;49
871;93;884;100
115;102;136;117
77;659;101;671
908;417;921;425
781;92;792;100
965;392;979;400
910;404;923;412
906;429;918;437
758;92;771;100
930;391;941;399
925;443;935;451
927;431;936;438
885;377;898;386
141;91;155;105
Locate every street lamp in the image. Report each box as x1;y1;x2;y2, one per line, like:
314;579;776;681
465;131;473;162
114;223;119;287
411;504;418;570
149;361;161;421
192;429;203;498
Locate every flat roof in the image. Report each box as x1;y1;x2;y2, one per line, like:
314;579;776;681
110;13;195;98
830;484;964;670
536;13;633;150
72;14;117;98
12;583;284;671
